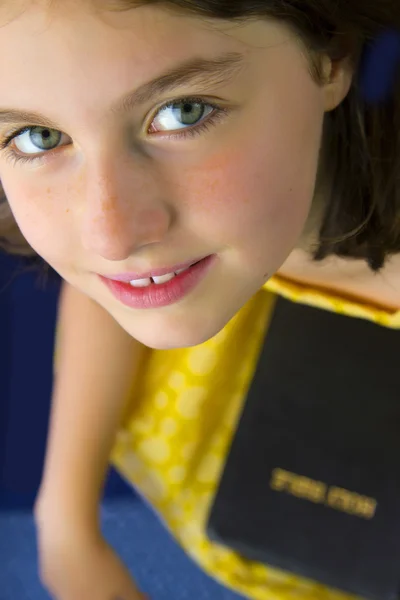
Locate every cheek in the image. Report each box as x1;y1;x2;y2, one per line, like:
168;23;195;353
178;84;324;258
180;133;318;247
3;179;74;264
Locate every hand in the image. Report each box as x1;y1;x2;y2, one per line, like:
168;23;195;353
36;525;146;600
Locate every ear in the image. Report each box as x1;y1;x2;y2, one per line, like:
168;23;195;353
321;55;354;112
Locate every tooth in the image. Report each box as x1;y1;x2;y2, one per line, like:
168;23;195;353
130;278;152;288
176;267;189;275
152;272;175;284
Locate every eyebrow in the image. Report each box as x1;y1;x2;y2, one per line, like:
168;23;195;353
0;52;245;129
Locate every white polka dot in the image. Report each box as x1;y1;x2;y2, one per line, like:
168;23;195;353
118;451;144;477
176;387;205;418
169;504;184;519
180;521;202;545
155;391;168;409
197;453;223;483
160;417;178;437
134;416;155;434
187;347;217;375
168;465;187;484
168;371;186;391
138;472;167;502
138;437;171;464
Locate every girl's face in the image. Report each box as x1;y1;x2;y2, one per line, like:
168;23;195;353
0;3;351;348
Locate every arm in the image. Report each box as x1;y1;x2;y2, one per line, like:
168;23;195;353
34;282;147;599
35;281;143;532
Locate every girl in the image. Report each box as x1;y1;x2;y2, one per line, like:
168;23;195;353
1;1;400;599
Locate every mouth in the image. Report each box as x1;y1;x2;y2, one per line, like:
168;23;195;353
99;254;216;309
101;256;206;284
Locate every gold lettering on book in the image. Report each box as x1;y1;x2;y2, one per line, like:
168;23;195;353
270;469;377;520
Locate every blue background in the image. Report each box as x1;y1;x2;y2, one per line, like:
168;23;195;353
0;252;130;511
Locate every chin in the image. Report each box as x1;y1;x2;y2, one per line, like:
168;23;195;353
120;311;228;351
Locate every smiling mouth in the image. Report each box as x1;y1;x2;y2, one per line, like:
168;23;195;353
99;255;216;310
127;261;203;288
101;256;208;284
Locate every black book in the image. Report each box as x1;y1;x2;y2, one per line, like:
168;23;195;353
207;297;400;600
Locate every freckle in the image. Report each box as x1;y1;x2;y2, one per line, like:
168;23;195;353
65;209;70;213
101;197;117;212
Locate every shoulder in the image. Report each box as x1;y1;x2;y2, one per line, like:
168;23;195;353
278;248;400;311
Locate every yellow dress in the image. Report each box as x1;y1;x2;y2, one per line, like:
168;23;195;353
111;276;400;600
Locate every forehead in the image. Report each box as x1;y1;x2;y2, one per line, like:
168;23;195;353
0;1;292;56
0;0;140;19
0;3;301;135
0;5;217;108
0;3;245;76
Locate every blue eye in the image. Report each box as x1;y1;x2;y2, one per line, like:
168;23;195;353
13;126;70;154
0;97;228;168
150;99;216;133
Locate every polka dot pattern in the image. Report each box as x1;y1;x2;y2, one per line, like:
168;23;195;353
111;276;400;600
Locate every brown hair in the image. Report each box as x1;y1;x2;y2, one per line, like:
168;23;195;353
0;186;34;256
1;0;400;271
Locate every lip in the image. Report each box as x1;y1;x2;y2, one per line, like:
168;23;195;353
99;254;216;309
102;256;208;282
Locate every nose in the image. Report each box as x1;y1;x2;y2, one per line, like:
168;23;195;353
80;159;173;261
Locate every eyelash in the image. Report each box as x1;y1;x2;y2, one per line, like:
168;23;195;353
0;97;229;167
